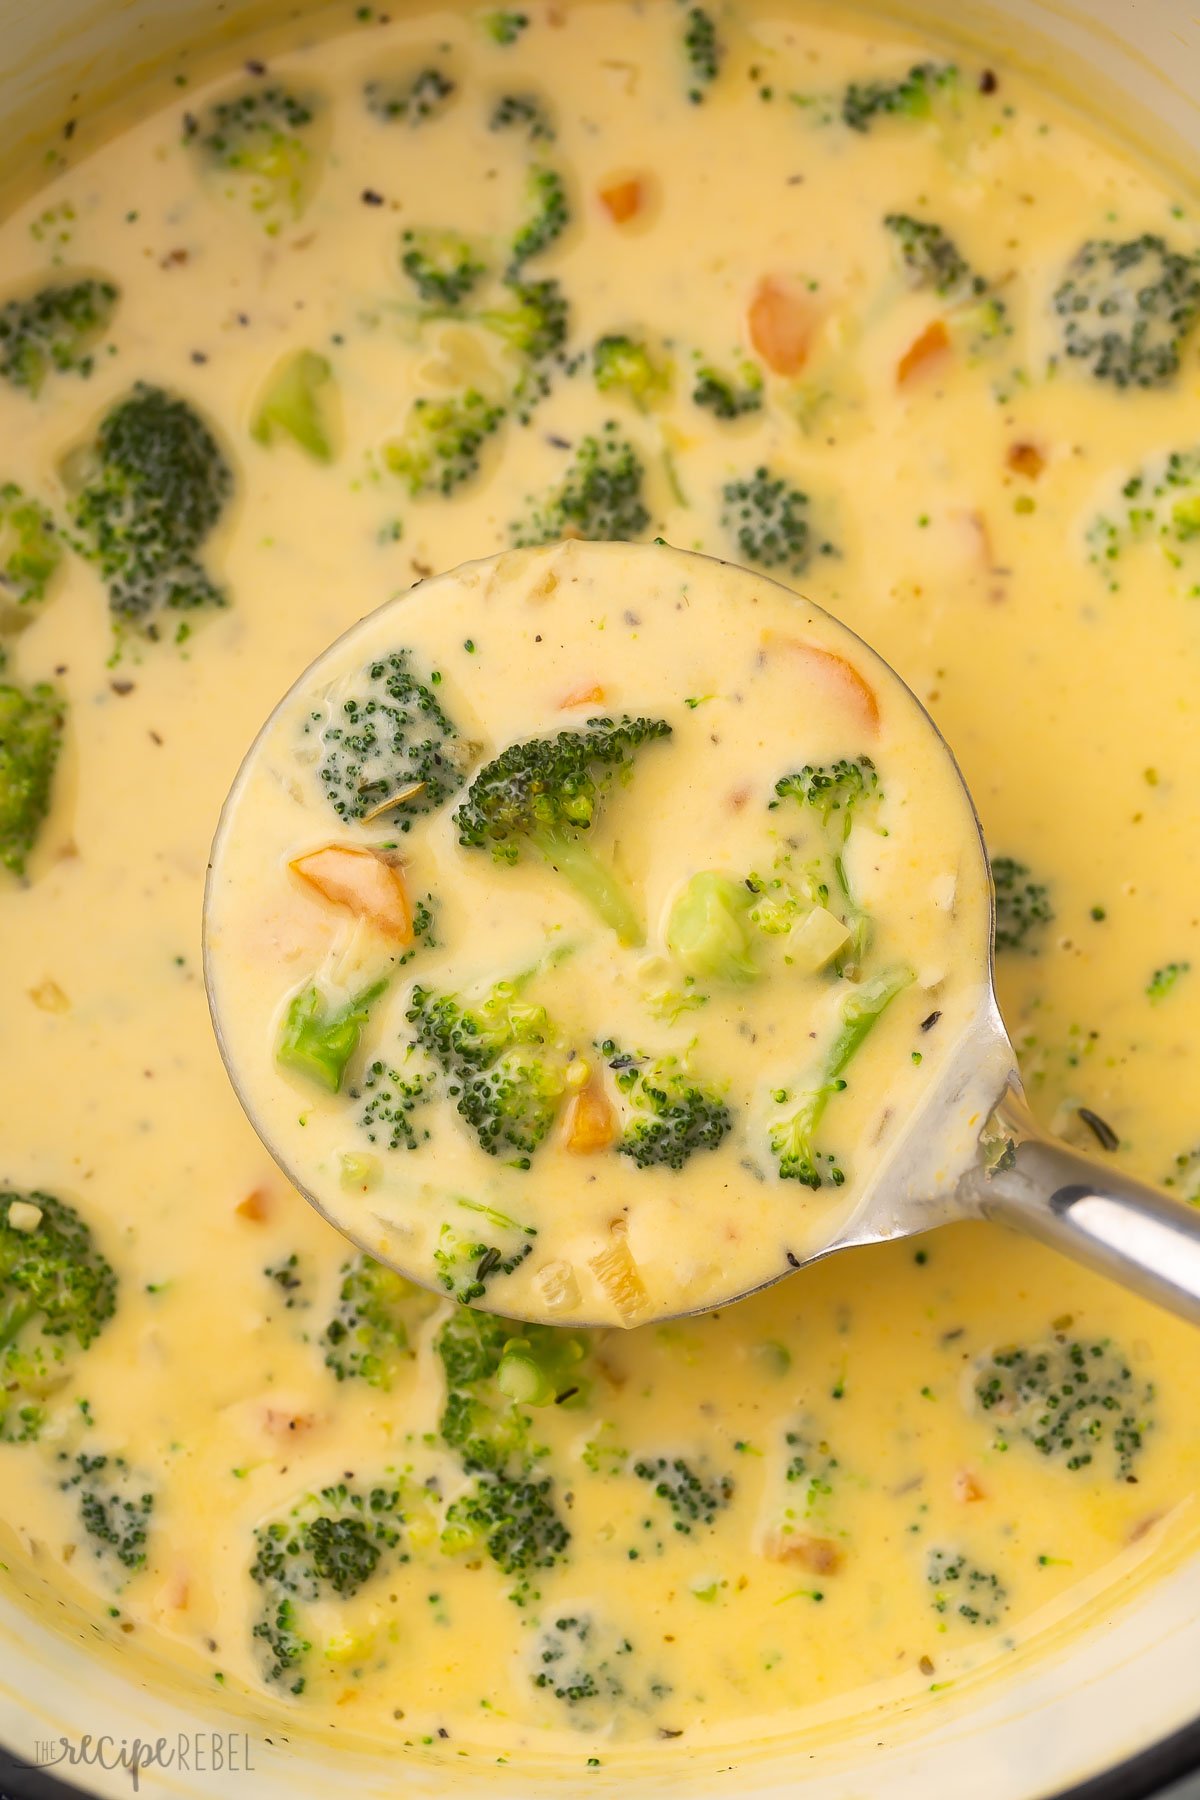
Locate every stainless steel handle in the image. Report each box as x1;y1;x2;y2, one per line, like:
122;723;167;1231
961;1081;1200;1327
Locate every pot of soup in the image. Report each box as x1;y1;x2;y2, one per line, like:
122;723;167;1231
1;0;1199;1795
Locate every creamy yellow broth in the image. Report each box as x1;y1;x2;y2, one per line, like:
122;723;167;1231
205;541;991;1324
2;0;1200;1771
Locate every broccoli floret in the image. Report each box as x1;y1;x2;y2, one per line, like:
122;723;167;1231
1;1192;116;1443
60;1452;153;1573
0;677;65;878
0;278;118;397
64;382;234;641
784;1423;839;1511
974;1338;1153;1479
692;358;763;419
309;647;469;828
665;871;759;983
771;757;881;969
602;1041;732;1169
364;67;455;125
276;977;388;1093
436;1303;514;1389
532;1613;639;1704
433;1219;536;1303
490;93;555;142
990;854;1054;953
721;467;814;576
1053;235;1200;389
883;213;978;299
682;7;721;104
408;979;571;1160
385;389;506;495
251;348;337;462
0;483;62;614
509;166;569;270
352;1056;433;1149
474;278;569;361
633;1455;733;1531
321;1255;422;1386
187;84;319;229
400;229;488;308
443;1472;569;1592
249;1481;404;1691
1147;960;1189;1002
926;1548;1007;1626
1088;446;1200;595
593;335;670;406
481;9;528;44
770;966;913;1188
453;714;672;943
264;1253;307;1310
840;61;959;133
510;423;651;547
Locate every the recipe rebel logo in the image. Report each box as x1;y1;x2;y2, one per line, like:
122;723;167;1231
17;1730;257;1790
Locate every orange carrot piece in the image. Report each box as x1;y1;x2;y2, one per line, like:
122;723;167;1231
559;682;607;709
897;318;951;385
290;843;413;944
1007;441;1045;479
599;177;644;223
235;1187;270;1221
563;1082;617;1153
765;633;880;734
748;276;819;376
763;1532;843;1573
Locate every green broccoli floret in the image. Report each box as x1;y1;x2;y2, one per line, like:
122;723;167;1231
400;229;488;308
364;67;455;125
974;1338;1153;1479
308;646;470;828
186;84;319;229
0;483;62;614
443;1472;569;1592
60;1452;154;1573
990;854;1054;953
926;1548;1007;1626
0;278;118;397
481;9;528;44
1147;960;1189;1003
249;1480;404;1691
510;423;651;546
883;212;978;299
321;1255;422;1386
432;1221;535;1304
64;382;234;641
593;334;671;406
1;1191;116;1443
352;1056;433;1150
1053;235;1200;389
771;757;881;970
250;348;337;462
509;166;569;270
474;278;569;361
385;389;506;495
1087;445;1200;595
264;1253;307;1310
435;1304;589;1469
721;467;815;576
692;358;763;418
633;1455;733;1531
0;677;65;877
682;7;721;104
665;871;759;984
453;714;672;944
602;1041;732;1169
276;977;388;1093
769;966;913;1188
407;979;571;1160
490;93;555;141
532;1613;635;1702
840;61;959;133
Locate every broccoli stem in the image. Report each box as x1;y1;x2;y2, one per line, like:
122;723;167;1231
0;1297;36;1356
277;978;389;1092
529;826;643;945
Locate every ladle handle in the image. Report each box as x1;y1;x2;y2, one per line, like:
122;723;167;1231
963;1083;1200;1327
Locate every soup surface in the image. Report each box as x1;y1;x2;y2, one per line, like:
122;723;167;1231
2;0;1200;1769
205;540;991;1324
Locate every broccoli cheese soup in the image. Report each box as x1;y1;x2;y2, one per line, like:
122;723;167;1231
2;0;1200;1772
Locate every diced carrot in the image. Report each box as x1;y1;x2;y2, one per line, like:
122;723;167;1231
290;843;413;944
563;1081;617;1153
559;682;607;709
763;1532;843;1574
897;318;951;385
599;177;644;224
1007;441;1045;479
748;276;819;376
261;1406;318;1437
764;633;880;734
159;1566;190;1611
953;1469;986;1503
236;1187;270;1221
